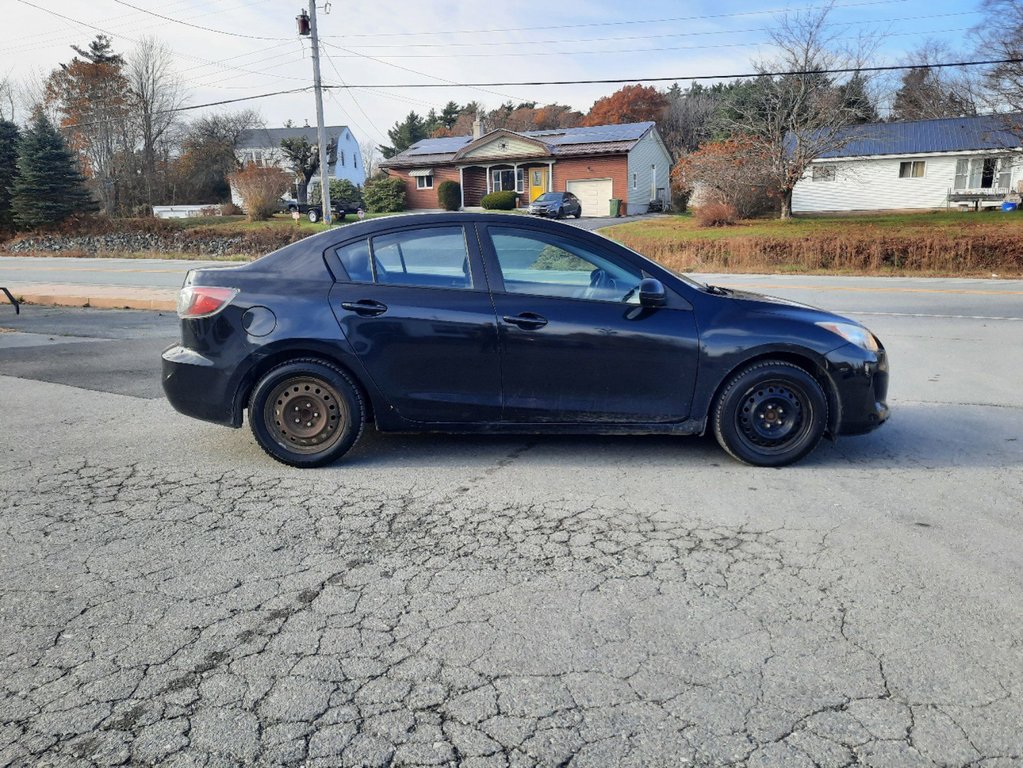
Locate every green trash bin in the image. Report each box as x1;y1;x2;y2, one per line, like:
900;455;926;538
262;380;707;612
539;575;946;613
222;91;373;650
609;198;622;217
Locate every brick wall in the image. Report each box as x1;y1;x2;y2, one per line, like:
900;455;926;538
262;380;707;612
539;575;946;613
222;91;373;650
553;155;630;208
398;167;460;210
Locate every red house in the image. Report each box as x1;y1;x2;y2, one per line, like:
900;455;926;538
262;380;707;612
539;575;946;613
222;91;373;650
380;121;672;217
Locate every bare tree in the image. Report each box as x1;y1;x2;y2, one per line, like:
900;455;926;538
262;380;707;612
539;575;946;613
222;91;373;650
0;74;14;122
721;3;881;218
660;82;721;158
126;36;184;206
359;139;380;179
887;40;979;121
974;0;1023;135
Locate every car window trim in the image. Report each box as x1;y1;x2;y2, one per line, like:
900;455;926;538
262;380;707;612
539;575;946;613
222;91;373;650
324;222;490;292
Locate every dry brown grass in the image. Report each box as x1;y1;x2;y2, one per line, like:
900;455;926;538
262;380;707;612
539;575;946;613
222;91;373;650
604;212;1023;276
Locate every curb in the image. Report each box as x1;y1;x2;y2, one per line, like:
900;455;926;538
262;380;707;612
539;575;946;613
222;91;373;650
4;286;177;313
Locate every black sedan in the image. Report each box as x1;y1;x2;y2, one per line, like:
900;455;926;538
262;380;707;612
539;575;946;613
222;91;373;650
528;192;582;219
162;213;889;468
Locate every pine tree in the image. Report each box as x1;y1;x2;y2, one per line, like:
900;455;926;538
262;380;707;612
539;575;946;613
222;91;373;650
0;119;19;232
11;112;96;230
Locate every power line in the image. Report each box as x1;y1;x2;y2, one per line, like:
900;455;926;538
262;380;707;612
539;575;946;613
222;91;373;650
109;0;287;41
327;0;913;39
323;58;1023;89
325;27;974;60
337;10;981;50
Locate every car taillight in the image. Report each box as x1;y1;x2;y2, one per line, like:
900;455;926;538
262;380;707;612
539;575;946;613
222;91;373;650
177;286;239;319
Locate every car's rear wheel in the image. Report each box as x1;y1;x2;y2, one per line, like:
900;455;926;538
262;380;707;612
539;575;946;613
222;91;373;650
249;359;364;467
712;360;827;467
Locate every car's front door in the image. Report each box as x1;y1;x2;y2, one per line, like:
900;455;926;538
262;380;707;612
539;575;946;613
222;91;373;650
327;224;501;423
479;224;700;423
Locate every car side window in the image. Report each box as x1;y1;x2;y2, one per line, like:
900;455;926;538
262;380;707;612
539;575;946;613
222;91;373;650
370;227;473;290
335;239;373;283
489;227;642;303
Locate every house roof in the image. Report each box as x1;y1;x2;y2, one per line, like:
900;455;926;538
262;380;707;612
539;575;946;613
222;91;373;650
237;126;353;149
382;121;656;167
818;114;1022;159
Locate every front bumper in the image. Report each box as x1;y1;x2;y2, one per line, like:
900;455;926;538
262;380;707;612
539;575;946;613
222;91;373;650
162;344;240;427
528;207;556;216
825;343;890;435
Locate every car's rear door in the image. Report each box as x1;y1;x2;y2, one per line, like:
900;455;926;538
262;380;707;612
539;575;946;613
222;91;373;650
327;223;502;423
478;223;699;424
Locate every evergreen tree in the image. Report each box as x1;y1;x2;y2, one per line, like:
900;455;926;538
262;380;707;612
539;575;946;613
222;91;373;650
379;111;428;158
11;112;96;230
839;72;880;124
0;119;19;232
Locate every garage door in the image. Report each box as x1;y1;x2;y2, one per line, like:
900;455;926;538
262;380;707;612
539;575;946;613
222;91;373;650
566;178;613;217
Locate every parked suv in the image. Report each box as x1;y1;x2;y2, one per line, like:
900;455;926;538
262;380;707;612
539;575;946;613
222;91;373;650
528;192;582;219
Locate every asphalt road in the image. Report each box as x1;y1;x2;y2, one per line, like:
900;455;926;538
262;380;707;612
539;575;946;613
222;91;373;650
1;278;1022;766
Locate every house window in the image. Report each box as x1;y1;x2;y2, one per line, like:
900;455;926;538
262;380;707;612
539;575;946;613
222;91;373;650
955;157;1014;190
899;161;926;179
813;165;837;182
339;151;345;167
491;168;523;193
632;173;637;189
416;175;434;189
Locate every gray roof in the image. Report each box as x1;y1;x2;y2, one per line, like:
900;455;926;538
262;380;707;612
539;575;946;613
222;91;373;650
818;114;1022;159
385;121;655;166
237;125;352;149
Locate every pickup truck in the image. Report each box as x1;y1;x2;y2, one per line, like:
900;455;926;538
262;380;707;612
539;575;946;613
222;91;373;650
280;199;361;222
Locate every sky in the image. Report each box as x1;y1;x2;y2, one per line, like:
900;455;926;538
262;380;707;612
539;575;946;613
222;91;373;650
2;0;990;148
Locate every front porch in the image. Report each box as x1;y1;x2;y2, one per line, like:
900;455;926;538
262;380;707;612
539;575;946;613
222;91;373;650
459;162;555;208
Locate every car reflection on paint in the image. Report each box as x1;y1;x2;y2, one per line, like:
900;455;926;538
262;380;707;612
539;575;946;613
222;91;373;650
162;212;889;468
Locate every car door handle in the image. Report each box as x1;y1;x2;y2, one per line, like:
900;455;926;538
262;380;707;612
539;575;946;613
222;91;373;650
502;312;548;330
340;299;388;317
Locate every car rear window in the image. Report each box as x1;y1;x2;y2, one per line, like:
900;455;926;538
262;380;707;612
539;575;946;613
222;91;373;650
372;227;473;290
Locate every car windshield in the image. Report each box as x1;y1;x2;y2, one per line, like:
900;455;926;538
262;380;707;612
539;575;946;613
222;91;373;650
609;240;707;290
534;193;562;203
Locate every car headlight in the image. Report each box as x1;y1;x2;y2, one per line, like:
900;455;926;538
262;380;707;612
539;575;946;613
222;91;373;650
816;321;879;352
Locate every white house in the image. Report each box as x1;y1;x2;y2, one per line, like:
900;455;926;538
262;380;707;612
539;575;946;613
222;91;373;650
232;125;364;205
793;114;1023;214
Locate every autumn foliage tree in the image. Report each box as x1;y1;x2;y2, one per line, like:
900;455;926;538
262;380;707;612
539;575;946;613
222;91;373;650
45;36;132;216
229;164;291;221
582;84;668;126
673;136;779;219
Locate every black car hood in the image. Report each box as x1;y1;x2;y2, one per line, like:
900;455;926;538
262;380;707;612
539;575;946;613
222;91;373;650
716;287;858;326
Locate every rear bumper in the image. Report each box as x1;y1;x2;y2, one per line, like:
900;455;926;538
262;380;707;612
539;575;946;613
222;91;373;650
825;343;890;435
162;345;240;427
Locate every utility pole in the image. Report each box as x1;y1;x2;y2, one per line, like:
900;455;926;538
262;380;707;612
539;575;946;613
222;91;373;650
299;2;332;225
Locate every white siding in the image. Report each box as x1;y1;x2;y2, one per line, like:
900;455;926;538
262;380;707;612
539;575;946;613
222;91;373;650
793;152;1022;213
462;136;543;160
626;130;672;215
332;128;365;186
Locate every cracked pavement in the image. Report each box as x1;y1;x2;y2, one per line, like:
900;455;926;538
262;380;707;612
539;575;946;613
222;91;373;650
1;298;1023;766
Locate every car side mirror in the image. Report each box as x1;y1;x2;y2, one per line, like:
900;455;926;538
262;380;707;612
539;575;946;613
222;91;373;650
638;278;667;308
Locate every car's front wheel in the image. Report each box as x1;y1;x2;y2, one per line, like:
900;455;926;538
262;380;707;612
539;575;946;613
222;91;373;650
248;359;365;467
307;208;320;223
712;360;827;467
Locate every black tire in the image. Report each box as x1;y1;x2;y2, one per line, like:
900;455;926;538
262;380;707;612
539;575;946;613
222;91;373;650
555;207;564;219
574;208;582;219
248;359;365;467
712;360;827;467
307;208;320;223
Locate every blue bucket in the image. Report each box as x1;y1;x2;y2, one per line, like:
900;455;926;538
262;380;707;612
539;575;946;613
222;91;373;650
1002;202;1018;212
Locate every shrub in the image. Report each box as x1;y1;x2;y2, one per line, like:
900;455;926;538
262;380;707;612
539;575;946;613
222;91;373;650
437;180;461;211
481;190;518;210
309;178;363;208
694;202;738;227
229;164;291;221
363;175;405;212
219;202;243;216
674;136;778;219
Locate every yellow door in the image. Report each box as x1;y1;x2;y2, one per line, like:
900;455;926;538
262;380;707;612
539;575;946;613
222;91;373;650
529;168;548;201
